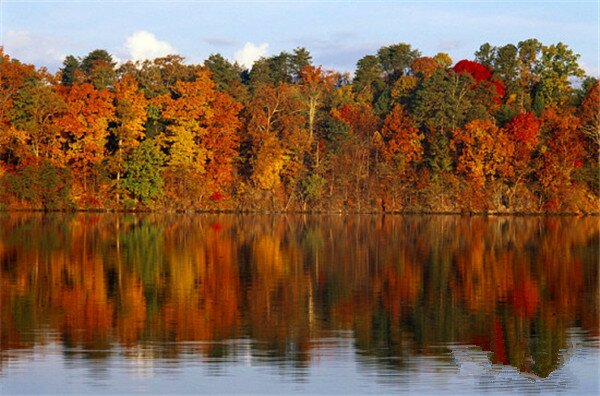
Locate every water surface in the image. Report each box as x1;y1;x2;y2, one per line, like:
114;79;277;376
1;214;598;394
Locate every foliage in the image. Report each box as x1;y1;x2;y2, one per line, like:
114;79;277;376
452;118;513;188
55;82;114;202
4;160;72;209
381;105;423;173
121;139;165;206
0;40;597;213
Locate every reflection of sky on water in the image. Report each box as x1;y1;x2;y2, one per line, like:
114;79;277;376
1;330;598;394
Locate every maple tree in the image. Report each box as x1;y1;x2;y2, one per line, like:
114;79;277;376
381;104;423;173
411;56;441;80
538;108;587;210
329;102;380;209
155;70;242;206
55;83;114;204
500;112;541;208
0;49;37;164
453;59;505;101
452;118;514;188
203;88;243;196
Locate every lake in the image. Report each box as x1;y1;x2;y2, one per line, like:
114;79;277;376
1;213;598;394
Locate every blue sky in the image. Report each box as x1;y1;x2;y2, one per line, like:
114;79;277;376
1;1;598;76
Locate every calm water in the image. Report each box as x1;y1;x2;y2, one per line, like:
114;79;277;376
1;214;598;394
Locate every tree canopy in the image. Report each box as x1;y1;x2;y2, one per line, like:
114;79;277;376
0;40;597;213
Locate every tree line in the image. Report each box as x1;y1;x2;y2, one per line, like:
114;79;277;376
0;40;598;212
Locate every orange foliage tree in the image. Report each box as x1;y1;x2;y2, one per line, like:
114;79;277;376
381;104;424;173
538;108;587;210
0;49;37;165
246;83;307;207
56;83;114;204
578;81;600;158
156;70;242;207
330;102;380;209
411;56;441;80
451;119;514;208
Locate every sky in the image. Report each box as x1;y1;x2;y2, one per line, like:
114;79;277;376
1;0;598;77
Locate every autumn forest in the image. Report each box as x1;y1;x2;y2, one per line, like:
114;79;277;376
0;40;598;213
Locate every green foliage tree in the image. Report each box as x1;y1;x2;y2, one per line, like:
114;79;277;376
517;38;543;112
352;55;385;104
59;55;82;86
474;43;521;121
204;53;246;100
537;42;585;106
122;139;165;206
9;76;66;160
81;49;117;89
412;69;494;172
291;47;312;81
248;49;312;89
377;43;421;82
5;160;72;210
475;43;495;67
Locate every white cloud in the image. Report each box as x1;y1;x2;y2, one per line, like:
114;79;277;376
125;30;175;62
234;42;268;69
4;30;67;67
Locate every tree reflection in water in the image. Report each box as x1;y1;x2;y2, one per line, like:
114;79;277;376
1;214;598;381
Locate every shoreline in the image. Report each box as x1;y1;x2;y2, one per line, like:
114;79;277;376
2;209;598;216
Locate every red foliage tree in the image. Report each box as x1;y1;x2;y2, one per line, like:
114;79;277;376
504;112;540;172
453;60;493;82
331;103;379;138
453;59;505;100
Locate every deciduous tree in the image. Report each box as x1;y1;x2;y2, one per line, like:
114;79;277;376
9;75;66;161
56;83;114;202
381;104;423;173
110;75;148;203
451;118;513;188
